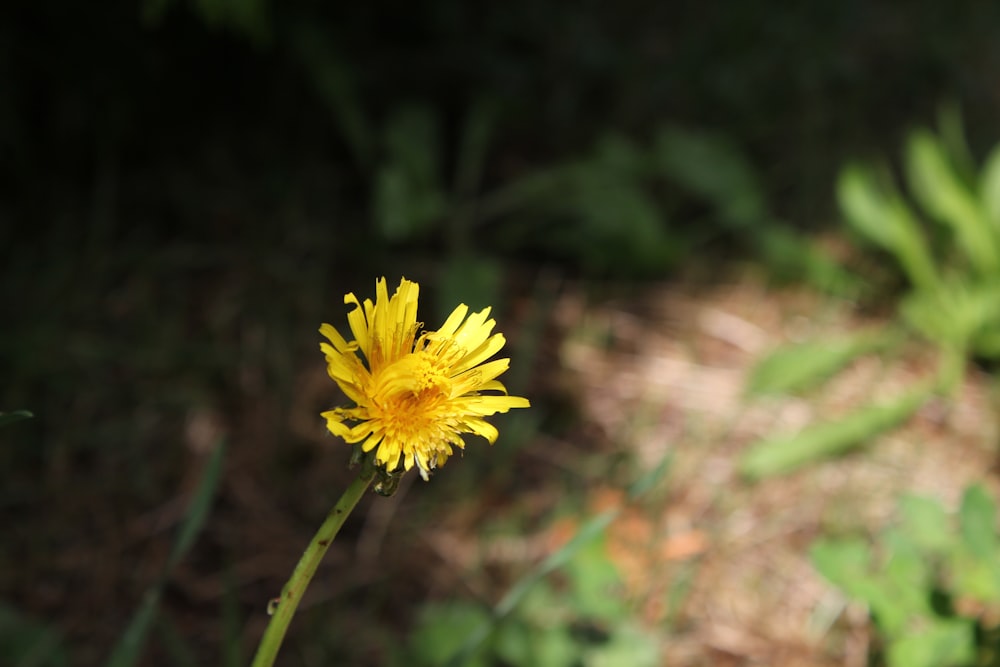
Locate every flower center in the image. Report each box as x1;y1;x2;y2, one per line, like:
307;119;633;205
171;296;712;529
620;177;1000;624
370;351;453;433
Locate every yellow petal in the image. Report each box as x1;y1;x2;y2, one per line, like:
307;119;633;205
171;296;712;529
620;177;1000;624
463;394;531;415
344;292;370;359
319;323;352;353
453;308;494;350
437;303;470;337
450;333;507;375
461;418;499;443
452;358;511;394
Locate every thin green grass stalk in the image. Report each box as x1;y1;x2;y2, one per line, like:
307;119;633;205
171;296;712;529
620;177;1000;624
444;509;619;667
443;448;673;665
0;409;33;427
250;468;374;667
221;566;244;667
739;382;934;480
745;329;898;397
105;440;226;667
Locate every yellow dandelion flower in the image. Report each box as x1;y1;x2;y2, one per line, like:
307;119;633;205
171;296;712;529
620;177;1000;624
319;277;530;479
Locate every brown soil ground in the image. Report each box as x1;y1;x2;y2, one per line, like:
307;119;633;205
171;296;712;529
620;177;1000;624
552;273;1000;666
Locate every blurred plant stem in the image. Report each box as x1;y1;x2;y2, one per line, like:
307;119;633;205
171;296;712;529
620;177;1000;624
250;467;375;667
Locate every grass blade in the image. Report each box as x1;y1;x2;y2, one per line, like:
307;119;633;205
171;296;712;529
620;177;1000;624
628;450;674;500
0;410;33;428
746;330;894;397
837;164;939;290
740;384;932;479
0;603;68;667
105;439;226;667
166;440;227;570
445;510;618;667
906;129;1000;277
221;566;244;667
979;144;1000;229
105;588;163;667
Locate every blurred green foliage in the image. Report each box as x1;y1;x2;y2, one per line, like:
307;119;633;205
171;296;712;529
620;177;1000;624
839;108;1000;371
407;533;659;667
400;450;674;667
812;485;1000;667
0;604;68;667
0;411;32;428
741;111;1000;478
744;331;895;397
741;381;934;480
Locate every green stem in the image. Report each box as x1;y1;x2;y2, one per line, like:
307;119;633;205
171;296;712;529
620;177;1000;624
251;470;374;667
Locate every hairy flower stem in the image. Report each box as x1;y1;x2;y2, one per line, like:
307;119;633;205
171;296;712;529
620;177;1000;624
251;468;374;667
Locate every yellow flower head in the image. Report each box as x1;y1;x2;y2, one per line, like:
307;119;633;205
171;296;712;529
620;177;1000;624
319;277;530;480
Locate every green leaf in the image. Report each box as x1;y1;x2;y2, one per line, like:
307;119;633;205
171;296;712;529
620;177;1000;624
951;552;1000;601
745;331;892;397
838;165;895;248
412;602;493;667
568;174;672;273
810;537;872;593
936;103;978;186
436;255;502;324
959;484;997;559
592;133;647;180
532;626;580;667
565;538;624;621
740;384;932;479
886;618;975;667
754;226;865;297
852;577;910;637
973;323;1000;358
897;495;951;554
373;104;449;241
373;164;448;241
587;623;661;667
979;144;1000;231
906;129;1000;277
837;164;938;290
811;539;911;637
882;530;933;617
899;281;995;350
383;104;442;190
0;410;33;427
493;618;533;667
654;126;766;228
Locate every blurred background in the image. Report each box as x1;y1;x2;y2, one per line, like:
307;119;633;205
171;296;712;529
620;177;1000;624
6;1;1000;666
